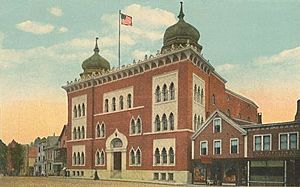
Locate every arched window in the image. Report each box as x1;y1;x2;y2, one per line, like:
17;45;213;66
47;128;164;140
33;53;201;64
127;94;132;108
155;115;160;131
194;85;197;101
194;114;197;131
119;96;124;110
100;151;105;165
136;118;141;134
162;114;168;131
77;127;81;139
112;97;116;111
78;104;81;117
96;124;100;137
200;89;204;104
96;151;100;165
130;119;135;134
227;109;231;117
201;117;204;125
77;152;81;165
155;86;161;102
155;148;160;164
105;99;109;112
73;152;76;165
81;152;85;165
100;123;105;138
169;82;175;100
212;94;216;104
161;148;167;164
169;147;174;164
81;126;85;139
73;106;77;118
130;149;135;165
82;103;85;116
136;149;141;165
169;113;174;130
162;84;168;101
197;87;201;102
197;116;201;129
73;127;77;140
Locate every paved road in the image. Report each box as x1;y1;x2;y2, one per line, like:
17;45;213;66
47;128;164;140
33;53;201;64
0;176;192;187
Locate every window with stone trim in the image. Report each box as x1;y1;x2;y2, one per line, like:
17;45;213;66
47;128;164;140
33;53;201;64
78;104;81;117
155;148;160;164
162;114;168;131
169;147;174;164
169;82;175;100
155;86;161;103
169;113;174;130
162;84;168;101
130;119;135;134
161;148;167;164
119;95;124;110
127;94;132;108
82;103;85;116
81;152;85;165
77;127;81;139
155;115;160;131
73;106;77;118
104;99;109;112
112;97;116;111
81;126;85;139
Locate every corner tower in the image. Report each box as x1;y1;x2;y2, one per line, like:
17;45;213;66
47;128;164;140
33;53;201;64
162;2;202;53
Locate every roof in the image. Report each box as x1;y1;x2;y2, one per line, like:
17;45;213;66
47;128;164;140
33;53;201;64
225;89;259;108
58;125;67;141
46;136;59;148
241;120;300;129
192;109;247;140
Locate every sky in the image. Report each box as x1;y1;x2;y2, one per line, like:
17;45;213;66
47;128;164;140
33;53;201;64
0;0;299;144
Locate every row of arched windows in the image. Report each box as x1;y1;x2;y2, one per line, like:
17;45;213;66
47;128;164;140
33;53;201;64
130;117;142;135
96;123;105;138
194;114;204;131
73;152;85;165
154;113;174;132
73;103;86;118
130;148;141;165
104;94;132;113
73;126;85;140
154;147;174;165
155;83;175;103
95;150;105;165
194;85;204;104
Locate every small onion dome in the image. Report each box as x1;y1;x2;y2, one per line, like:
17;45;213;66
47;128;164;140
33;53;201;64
162;2;202;52
81;37;110;76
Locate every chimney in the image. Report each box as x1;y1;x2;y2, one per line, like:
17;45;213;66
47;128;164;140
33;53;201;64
295;99;300;121
257;112;262;124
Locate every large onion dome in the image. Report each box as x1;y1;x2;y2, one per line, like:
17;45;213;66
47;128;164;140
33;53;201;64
162;2;202;52
81;37;110;78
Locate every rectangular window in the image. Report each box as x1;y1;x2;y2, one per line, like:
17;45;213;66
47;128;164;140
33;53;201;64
81;171;84;176
289;133;298;149
213;118;221;133
280;134;288;150
200;141;208;155
168;173;174;181
153;173;159;180
254;136;261;151
263;135;271;151
161;173;166;180
214;140;221;155
254;135;271;151
230;139;238;154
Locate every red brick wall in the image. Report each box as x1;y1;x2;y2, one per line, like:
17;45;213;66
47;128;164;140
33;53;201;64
193;116;245;160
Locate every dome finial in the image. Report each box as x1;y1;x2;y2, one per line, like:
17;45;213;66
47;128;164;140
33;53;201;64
94;37;99;53
178;2;185;20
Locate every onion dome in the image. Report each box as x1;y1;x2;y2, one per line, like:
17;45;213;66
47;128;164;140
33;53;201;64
162;2;202;52
81;37;110;77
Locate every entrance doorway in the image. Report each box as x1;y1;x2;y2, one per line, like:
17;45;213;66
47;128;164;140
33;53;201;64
113;152;121;170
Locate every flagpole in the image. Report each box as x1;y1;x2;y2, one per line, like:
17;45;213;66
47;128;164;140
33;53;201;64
118;10;121;68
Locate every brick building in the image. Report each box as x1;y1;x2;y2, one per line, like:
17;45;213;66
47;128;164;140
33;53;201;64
62;2;261;184
192;100;300;186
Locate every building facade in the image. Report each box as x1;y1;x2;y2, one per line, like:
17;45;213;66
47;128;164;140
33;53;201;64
54;125;68;176
192;100;300;186
62;3;259;184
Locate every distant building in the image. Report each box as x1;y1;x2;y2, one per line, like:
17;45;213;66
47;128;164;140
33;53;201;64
192;100;300;186
54;125;68;176
0;139;7;175
34;137;46;176
27;146;37;176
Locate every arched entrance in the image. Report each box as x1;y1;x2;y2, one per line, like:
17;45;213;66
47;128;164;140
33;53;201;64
105;129;128;174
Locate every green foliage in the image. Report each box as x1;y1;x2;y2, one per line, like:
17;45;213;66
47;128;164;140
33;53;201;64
0;140;8;174
11;143;24;175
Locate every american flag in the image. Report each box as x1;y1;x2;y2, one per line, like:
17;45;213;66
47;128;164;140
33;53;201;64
120;13;132;26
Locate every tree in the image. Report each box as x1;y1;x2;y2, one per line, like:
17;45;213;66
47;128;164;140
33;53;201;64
0;140;7;175
11;143;24;175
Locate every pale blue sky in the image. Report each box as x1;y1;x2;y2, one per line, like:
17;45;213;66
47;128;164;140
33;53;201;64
0;0;299;122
